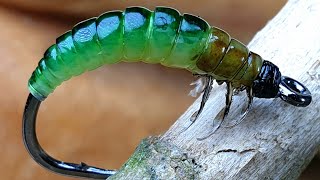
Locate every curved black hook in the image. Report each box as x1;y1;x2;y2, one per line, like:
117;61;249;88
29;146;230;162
278;76;312;107
22;94;116;179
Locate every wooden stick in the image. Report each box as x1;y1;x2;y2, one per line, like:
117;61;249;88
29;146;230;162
109;0;320;179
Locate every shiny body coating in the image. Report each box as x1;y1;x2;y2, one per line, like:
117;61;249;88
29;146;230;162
24;6;312;179
28;6;263;101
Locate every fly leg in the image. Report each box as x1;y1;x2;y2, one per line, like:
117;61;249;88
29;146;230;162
182;75;213;131
233;85;246;96
197;82;234;140
188;74;209;97
223;87;253;128
190;75;213;122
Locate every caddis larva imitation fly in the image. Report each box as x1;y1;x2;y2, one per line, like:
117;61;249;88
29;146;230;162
23;6;312;179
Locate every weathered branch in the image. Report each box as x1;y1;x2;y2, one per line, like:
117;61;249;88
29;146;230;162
109;0;320;179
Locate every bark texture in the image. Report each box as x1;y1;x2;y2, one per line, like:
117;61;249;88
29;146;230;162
110;0;320;179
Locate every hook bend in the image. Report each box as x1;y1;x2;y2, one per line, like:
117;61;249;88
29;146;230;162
22;94;115;179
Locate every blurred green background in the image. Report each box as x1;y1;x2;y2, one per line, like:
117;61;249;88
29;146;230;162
0;0;318;179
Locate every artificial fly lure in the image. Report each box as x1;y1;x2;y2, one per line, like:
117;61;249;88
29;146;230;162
22;6;312;179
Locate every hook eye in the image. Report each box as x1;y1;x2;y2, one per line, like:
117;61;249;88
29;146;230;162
278;76;312;107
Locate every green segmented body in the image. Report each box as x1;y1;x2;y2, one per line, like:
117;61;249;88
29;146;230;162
28;6;263;101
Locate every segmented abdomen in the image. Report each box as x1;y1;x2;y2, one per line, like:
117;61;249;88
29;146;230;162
196;27;264;87
28;6;262;101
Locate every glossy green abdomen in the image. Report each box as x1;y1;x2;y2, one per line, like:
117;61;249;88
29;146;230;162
162;14;210;71
28;6;262;101
123;7;152;61
97;11;123;64
29;10;126;100
72;18;103;71
146;7;181;63
28;6;213;100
